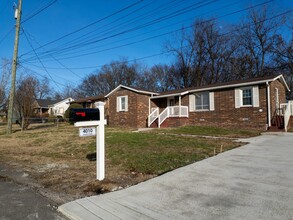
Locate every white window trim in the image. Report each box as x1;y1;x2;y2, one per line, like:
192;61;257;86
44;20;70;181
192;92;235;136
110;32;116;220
235;86;259;108
116;95;128;112
189;91;214;112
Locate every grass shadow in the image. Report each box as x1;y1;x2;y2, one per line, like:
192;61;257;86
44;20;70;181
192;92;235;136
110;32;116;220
86;152;96;161
28;123;57;130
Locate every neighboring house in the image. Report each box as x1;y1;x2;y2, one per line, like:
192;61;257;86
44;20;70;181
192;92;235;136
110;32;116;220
71;95;107;119
48;97;74;117
72;95;106;108
34;98;73;118
34;99;58;117
78;74;293;131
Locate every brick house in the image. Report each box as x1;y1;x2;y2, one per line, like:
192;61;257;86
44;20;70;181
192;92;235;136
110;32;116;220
105;85;158;128
103;74;292;131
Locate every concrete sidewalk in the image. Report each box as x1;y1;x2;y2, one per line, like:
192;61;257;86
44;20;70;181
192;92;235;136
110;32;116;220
59;133;293;220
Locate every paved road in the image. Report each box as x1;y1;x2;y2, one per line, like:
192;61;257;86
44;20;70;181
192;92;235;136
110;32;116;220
59;133;293;220
0;169;67;220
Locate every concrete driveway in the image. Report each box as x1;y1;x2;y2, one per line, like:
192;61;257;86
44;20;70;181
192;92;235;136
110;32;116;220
59;133;293;220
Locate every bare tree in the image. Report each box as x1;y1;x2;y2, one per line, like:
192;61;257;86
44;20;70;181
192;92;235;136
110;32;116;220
0;59;11;111
234;6;285;78
99;58;139;89
272;33;293;99
35;77;50;99
166;19;234;88
53;83;77;100
166;28;196;88
15;75;38;130
76;73;101;97
150;64;174;92
76;58;142;97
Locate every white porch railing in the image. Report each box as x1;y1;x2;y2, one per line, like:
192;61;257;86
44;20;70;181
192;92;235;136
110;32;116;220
148;107;159;127
280;101;293;132
157;106;188;128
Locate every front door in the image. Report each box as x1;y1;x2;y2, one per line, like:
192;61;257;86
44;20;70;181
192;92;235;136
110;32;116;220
168;97;175;106
168;97;175;115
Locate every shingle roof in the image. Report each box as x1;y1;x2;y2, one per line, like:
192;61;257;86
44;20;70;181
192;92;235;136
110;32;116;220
105;85;159;97
75;74;289;101
158;75;278;96
36;99;61;108
152;74;288;99
73;95;105;103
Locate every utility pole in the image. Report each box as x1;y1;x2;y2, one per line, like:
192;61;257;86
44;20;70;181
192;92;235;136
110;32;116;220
7;0;23;134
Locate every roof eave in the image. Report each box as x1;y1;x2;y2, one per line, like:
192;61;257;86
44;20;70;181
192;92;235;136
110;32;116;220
151;76;284;99
273;74;290;91
105;85;158;97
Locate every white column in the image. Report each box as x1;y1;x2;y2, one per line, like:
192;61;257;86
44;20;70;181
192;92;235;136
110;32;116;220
267;82;271;128
179;96;182;117
95;102;105;180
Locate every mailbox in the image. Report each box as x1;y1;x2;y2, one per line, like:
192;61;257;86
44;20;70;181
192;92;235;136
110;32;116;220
69;108;100;122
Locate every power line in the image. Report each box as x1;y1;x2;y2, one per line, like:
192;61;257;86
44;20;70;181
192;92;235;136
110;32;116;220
18;63;78;89
44;0;186;55
21;0;58;24
20;0;276;63
22;28;62;90
20;0;144;57
20;0;219;61
23;30;84;80
0;27;14;45
0;0;57;46
43;0;160;53
21;8;293;72
22;0;244;65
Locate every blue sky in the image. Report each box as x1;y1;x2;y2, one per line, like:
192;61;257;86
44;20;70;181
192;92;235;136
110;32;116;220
0;0;292;92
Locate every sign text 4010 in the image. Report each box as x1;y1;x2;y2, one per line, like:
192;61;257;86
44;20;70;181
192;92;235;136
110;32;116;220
79;127;96;137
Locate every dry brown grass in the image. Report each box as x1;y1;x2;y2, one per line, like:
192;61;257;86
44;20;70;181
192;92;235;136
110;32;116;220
0;123;142;201
0;123;244;203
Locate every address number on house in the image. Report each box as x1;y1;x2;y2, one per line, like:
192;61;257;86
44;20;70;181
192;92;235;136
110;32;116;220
79;127;96;137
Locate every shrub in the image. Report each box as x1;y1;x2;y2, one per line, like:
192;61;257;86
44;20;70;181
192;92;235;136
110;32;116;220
64;103;83;120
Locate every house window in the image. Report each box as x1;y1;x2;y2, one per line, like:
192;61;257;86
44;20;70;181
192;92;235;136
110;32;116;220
121;97;126;110
195;92;210;110
235;86;259;108
189;92;214;112
242;88;252;106
117;96;128;112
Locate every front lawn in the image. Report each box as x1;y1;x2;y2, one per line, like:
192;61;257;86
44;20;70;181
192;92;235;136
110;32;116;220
0;123;247;203
153;125;261;138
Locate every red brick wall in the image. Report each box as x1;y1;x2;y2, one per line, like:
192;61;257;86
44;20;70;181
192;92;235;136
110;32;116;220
180;84;269;130
108;79;287;130
270;79;287;119
107;88;150;128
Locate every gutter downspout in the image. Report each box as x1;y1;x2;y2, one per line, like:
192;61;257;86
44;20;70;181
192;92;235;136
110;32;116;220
266;82;271;129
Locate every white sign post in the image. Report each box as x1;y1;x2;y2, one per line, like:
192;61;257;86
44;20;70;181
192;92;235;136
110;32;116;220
74;101;106;180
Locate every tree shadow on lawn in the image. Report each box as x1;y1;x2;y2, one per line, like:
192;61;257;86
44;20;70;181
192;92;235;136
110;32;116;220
27;123;58;131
